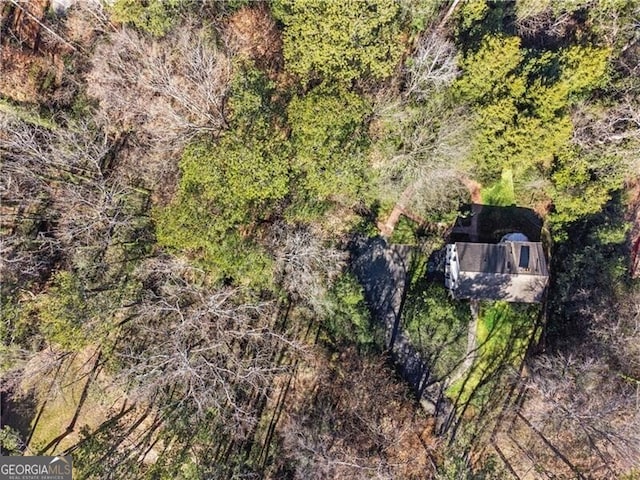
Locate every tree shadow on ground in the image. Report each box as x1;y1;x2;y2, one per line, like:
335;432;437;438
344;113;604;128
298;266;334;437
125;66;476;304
449;203;544;244
546;193;632;350
0;379;37;453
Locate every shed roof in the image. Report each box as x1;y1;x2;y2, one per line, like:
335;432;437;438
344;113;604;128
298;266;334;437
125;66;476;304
449;241;548;302
455;241;547;276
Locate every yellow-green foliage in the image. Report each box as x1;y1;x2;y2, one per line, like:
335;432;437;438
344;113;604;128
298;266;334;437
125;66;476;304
110;0;179;37
0;427;22;455
272;0;404;84
455;36;525;104
155;140;283;286
550;147;623;227
481;169;515;206
457;0;490;33
155;65;374;284
324;273;378;349
454;0;507;43
0;99;57;129
287;85;371;205
560;46;610;97
455;34;610;186
155;65;287;286
34;272;89;351
180;135;289;215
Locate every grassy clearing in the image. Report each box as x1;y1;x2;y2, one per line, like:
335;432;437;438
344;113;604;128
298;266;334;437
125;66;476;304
481;169;515;206
447;301;538;407
25;347;126;455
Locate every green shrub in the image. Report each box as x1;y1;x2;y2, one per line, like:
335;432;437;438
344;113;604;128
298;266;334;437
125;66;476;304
35;272;90;351
549;147;623;229
454;34;610;182
287;85;371;205
324;273;379;350
272;0;404;84
389;216;419;244
110;0;179;37
155;65;288;286
404;283;470;378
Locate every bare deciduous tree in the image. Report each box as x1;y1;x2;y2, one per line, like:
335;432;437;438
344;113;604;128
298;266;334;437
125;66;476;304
591;288;640;385
514;0;574;40
279;349;435;480
374;100;473;218
372;31;470;219
87;24;231;149
0;111;147;291
270;223;346;312
505;351;640;478
572;94;640;173
117;257;299;437
84;22;232;199
404;32;458;101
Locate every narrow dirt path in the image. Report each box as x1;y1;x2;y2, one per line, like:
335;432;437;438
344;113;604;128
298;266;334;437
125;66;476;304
378;185;415;236
378;176;482;237
460;176;482;204
447;300;480;387
436;0;462;31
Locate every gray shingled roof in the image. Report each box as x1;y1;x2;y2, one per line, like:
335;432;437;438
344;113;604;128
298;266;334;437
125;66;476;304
450;241;549;302
456;242;547;276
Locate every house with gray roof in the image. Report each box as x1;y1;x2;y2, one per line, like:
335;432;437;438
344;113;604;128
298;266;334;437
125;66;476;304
444;240;549;303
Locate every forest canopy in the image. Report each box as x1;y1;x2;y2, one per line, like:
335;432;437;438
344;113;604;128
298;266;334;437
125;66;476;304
0;0;639;479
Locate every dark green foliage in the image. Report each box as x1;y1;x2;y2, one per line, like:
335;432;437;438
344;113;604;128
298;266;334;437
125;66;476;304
389;216;420;245
454;0;511;47
547;195;630;346
155;65;289;285
549;147;624;229
272;0;404;84
404;283;470;380
4;1;639;477
287;85;372;209
179;134;288;222
156;66;374;283
110;0;180;37
451;28;619;239
323;273;380;351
